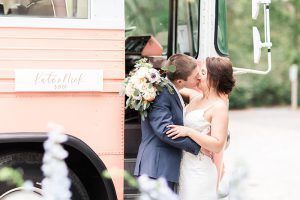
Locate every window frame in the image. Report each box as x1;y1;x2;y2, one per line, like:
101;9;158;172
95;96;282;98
214;0;229;56
174;0;200;58
0;0;124;29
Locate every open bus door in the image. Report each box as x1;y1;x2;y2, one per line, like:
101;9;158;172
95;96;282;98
124;0;200;198
124;0;272;199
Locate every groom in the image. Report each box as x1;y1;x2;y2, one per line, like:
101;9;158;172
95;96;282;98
134;54;202;190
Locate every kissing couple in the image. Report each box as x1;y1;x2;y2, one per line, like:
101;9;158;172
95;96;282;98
134;54;235;199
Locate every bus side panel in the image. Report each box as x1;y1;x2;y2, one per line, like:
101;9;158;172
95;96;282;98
0;27;124;199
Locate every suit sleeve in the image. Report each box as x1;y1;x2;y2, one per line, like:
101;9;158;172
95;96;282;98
148;90;201;155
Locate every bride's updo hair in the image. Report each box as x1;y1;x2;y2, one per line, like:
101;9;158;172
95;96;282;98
206;57;235;95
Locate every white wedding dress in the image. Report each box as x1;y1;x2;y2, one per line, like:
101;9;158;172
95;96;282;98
178;107;218;200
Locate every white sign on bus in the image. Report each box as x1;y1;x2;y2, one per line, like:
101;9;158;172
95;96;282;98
15;69;103;92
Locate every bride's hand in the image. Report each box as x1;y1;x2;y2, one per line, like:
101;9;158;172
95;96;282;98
166;125;191;139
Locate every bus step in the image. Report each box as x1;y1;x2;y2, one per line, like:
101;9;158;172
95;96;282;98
124;158;139;196
124;193;140;200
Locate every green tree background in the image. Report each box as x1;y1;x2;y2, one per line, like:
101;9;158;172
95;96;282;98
125;0;300;109
228;0;300;108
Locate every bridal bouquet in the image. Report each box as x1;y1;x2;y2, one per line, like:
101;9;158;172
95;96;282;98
123;58;175;120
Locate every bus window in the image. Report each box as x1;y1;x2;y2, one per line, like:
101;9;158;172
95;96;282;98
125;0;169;54
216;0;229;56
0;0;88;18
177;0;199;57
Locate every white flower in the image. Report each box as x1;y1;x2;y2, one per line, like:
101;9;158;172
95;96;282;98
23;180;34;191
48;131;68;143
136;67;150;79
147;68;161;83
143;91;156;102
142;86;157;102
125;82;135;97
43;140;54;151
140;82;151;91
42;123;72;200
130;75;147;90
138;175;178;200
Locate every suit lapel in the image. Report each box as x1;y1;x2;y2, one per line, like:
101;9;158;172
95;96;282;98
170;85;183;111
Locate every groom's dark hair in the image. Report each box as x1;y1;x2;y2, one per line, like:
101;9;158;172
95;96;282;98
166;54;197;81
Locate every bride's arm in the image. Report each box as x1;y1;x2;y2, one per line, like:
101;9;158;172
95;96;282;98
213;150;225;188
166;103;228;153
188;105;228;153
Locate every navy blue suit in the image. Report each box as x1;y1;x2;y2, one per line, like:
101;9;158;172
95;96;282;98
134;87;201;183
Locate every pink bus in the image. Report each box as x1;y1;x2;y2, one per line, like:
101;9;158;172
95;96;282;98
0;0;271;199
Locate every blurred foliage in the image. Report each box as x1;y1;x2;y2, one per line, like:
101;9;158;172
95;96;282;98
228;0;300;109
125;0;169;51
102;169;139;188
125;0;169;35
0;167;24;187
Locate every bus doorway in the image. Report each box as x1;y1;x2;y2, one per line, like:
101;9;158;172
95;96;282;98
124;0;200;198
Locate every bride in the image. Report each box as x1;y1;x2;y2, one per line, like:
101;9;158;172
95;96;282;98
166;57;235;200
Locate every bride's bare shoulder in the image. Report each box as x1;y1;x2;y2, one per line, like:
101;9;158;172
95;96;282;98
213;99;229;114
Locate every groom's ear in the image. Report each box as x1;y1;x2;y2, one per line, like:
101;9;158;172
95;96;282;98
175;79;183;85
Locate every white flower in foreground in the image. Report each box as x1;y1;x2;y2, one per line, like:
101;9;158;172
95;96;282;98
23;180;34;191
219;159;248;200
48;131;68;143
42;123;71;200
138;175;178;200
